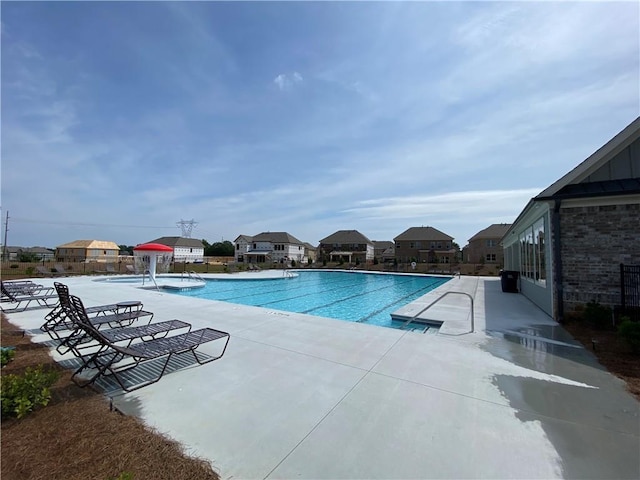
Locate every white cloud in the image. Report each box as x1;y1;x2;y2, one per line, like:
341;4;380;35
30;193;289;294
273;71;303;90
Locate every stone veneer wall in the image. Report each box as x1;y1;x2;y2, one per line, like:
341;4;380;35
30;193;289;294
560;202;640;313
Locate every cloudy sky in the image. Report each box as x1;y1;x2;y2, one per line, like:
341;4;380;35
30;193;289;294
2;1;638;249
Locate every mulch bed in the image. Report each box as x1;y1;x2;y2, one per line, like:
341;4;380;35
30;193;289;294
1;314;220;480
562;319;640;401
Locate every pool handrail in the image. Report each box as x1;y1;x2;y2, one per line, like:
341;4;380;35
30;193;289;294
403;291;474;333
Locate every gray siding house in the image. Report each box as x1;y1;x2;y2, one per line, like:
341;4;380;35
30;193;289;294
502;117;640;320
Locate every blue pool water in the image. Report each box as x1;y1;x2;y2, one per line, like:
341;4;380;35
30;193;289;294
171;271;450;329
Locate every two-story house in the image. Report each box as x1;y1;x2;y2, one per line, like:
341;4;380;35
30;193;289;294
394;226;455;264
466;224;512;265
235;232;307;264
318;230;374;264
55;240;120;263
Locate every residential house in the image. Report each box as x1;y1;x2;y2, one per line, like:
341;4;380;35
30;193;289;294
234;235;253;263
234;232;307;264
55;240;120;263
147;237;205;263
372;241;393;260
1;246;22;261
303;242;317;264
27;247;55;261
502;117;640;320
466;224;512;265
318;230;374;264
394;227;455;264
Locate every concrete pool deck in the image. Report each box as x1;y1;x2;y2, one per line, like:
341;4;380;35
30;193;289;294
4;272;639;479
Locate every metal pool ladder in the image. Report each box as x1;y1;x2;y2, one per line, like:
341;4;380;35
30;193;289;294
183;271;204;282
402;291;474;333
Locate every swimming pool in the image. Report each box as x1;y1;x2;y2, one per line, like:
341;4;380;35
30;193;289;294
170;271;450;329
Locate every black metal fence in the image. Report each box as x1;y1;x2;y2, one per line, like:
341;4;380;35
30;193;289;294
620;263;640;322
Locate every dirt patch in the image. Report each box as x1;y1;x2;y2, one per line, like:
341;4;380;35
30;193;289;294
562;319;640;401
1;314;220;480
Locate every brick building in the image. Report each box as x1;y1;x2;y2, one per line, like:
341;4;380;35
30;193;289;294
502;117;640;320
465;224;511;265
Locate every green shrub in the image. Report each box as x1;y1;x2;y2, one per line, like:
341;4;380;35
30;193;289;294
1;347;15;367
583;301;612;330
109;473;134;480
290;259;296;267
1;365;59;419
618;319;640;353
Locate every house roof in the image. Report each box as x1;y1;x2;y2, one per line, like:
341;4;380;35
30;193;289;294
504;116;640;241
56;240;120;250
468;224;512;242
303;242;316;251
252;232;304;244
319;230;373;245
393;226;453;242
537;116;640;199
147;237;204;248
372;241;394;250
381;246;395;257
24;247;55;254
234;235;253;243
538;177;640;200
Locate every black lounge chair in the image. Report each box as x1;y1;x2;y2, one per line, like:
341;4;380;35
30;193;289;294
35;265;65;277
49;282;190;357
58;316;191;356
2;280;54;296
67;294;230;392
1;281;58;312
42;282;153;340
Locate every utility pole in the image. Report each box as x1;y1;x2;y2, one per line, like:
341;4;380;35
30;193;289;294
2;211;8;261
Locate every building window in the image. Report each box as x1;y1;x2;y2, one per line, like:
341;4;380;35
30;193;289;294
487;239;496;247
486;253;496;262
410;242;415;249
519;216;546;286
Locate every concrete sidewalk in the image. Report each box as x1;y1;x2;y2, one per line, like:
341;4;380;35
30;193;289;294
5;273;639;479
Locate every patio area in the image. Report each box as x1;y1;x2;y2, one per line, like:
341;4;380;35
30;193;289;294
4;273;639;479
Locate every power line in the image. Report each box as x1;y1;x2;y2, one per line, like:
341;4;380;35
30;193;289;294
10;217;172;229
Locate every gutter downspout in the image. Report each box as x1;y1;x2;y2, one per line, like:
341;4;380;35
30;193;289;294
552;198;564;322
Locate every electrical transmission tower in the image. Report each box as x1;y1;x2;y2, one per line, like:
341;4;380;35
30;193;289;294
176;219;198;238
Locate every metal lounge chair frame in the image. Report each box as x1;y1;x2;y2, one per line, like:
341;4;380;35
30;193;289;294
52;284;190;356
1;281;59;312
57;315;192;356
67;294;230;392
42;282;154;340
2;280;54;296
